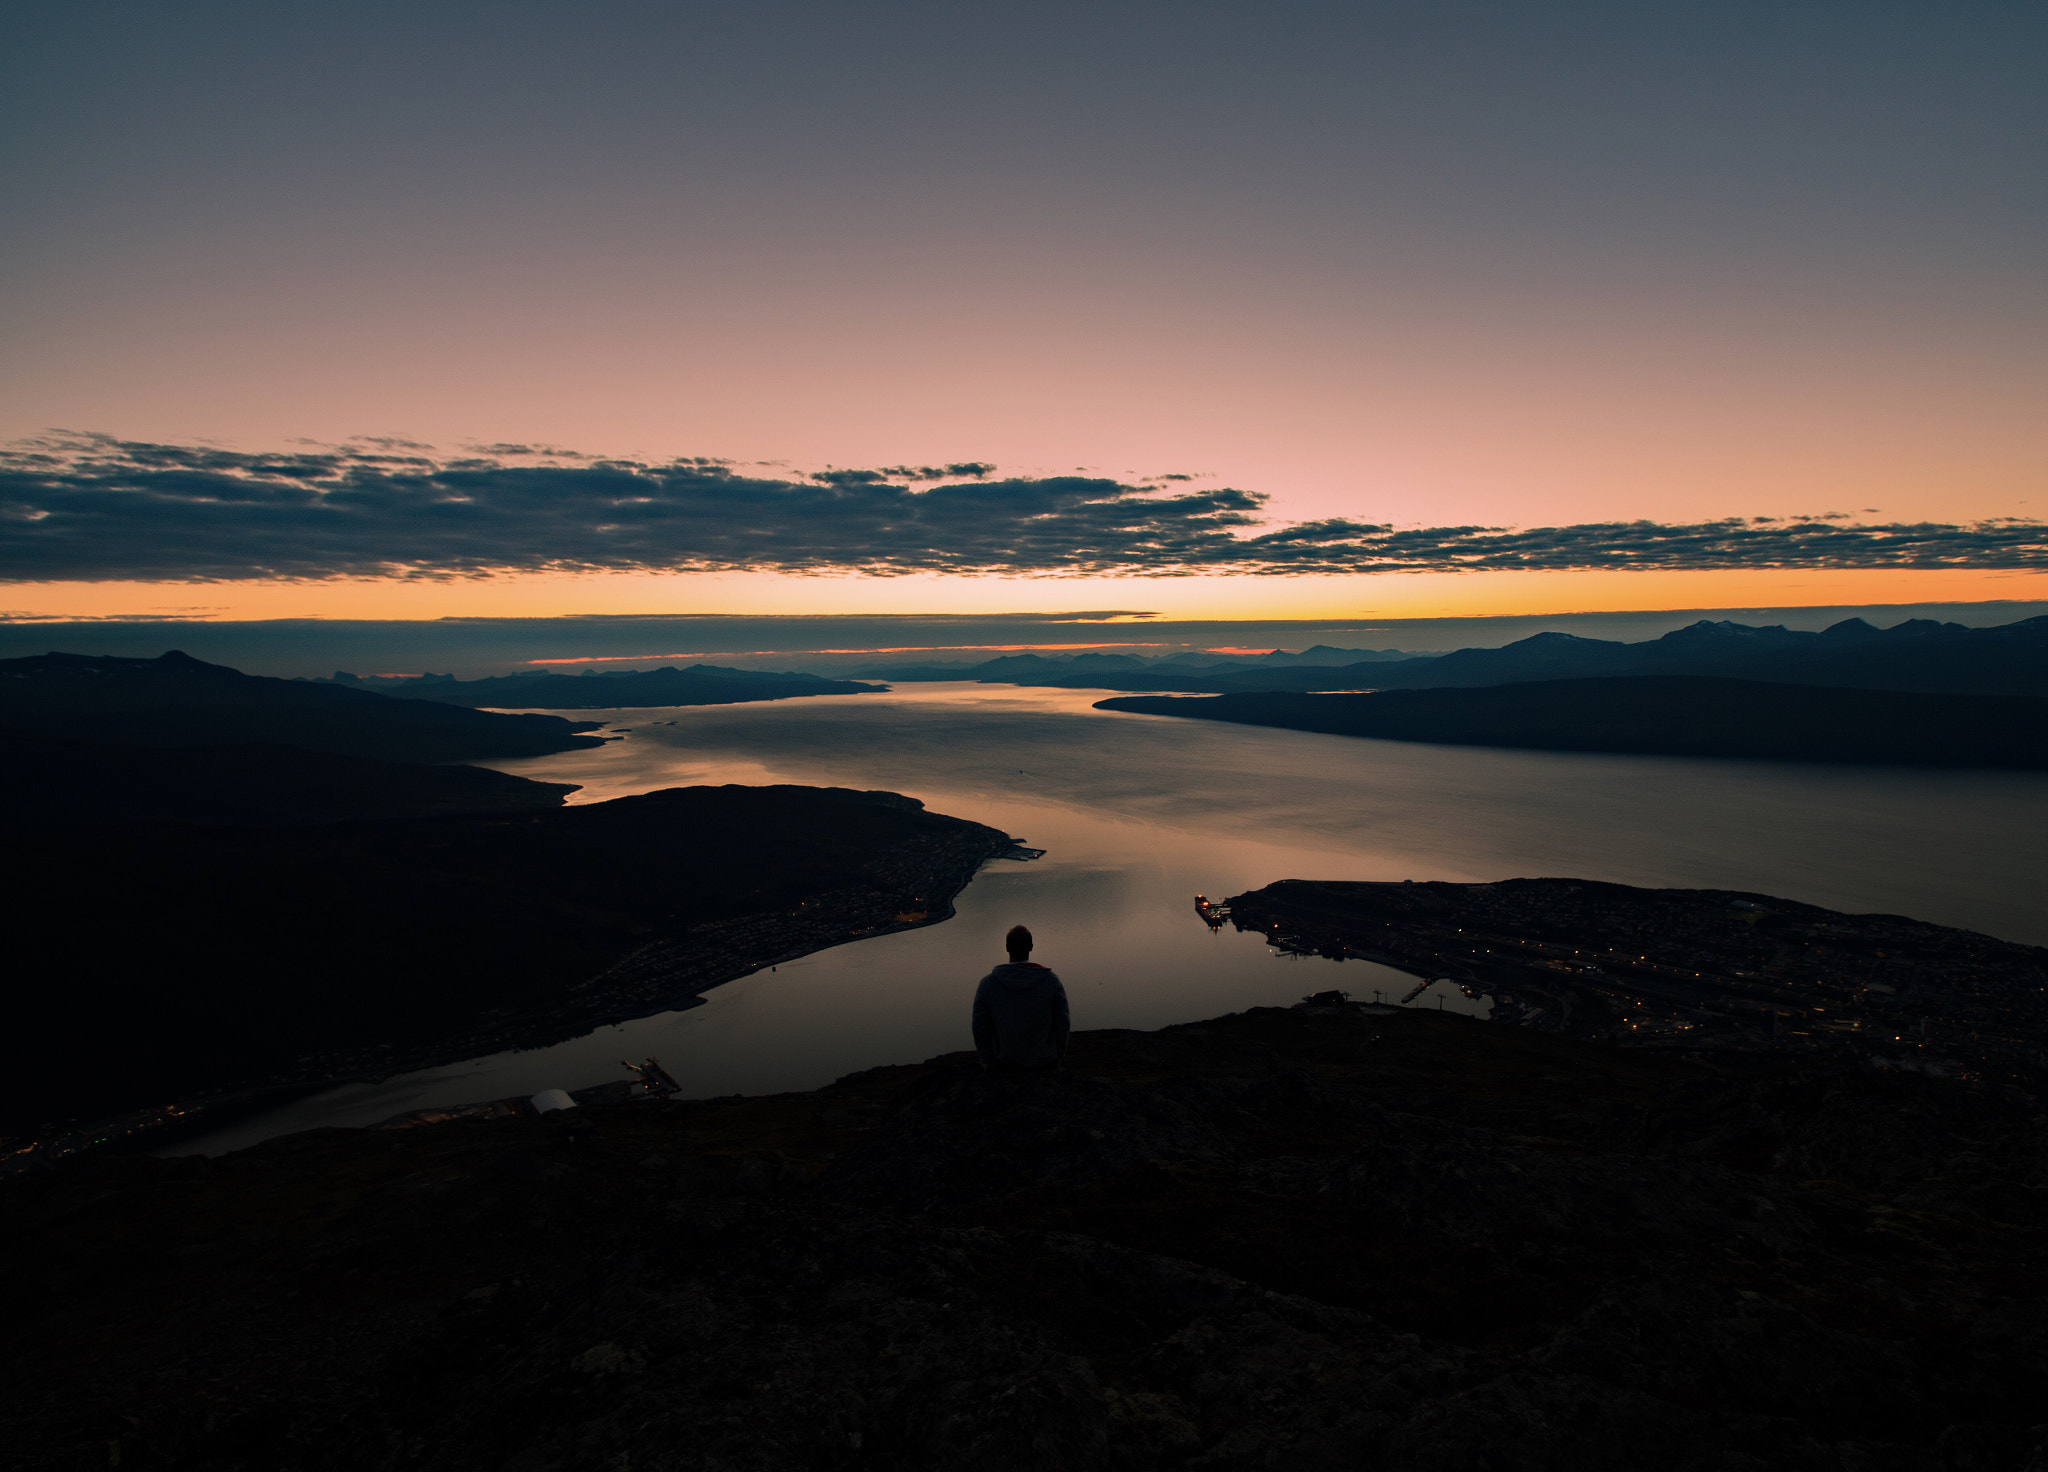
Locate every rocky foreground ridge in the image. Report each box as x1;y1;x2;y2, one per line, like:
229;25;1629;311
4;1001;2043;1471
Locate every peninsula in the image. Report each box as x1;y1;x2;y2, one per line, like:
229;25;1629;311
329;662;887;709
1215;877;2048;1093
1097;677;2048;768
2;785;1016;1166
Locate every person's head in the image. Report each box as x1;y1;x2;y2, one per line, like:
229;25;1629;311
1005;924;1033;961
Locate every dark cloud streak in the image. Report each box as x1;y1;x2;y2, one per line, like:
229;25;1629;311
3;434;2044;583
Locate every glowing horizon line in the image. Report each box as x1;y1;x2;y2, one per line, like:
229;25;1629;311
525;641;1181;664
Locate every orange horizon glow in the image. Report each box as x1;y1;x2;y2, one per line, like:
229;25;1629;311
6;564;2048;629
525;642;1179;663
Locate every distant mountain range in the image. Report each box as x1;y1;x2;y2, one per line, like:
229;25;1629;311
849;645;1426;681
0;650;603;761
1098;676;2048;768
893;615;2048;698
1341;615;2048;698
323;663;885;709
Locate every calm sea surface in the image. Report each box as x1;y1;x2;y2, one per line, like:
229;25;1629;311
173;682;2048;1154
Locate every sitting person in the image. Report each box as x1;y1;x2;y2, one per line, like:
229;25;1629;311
971;924;1070;1069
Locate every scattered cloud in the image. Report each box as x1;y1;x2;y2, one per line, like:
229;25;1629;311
346;435;438;452
462;442;599;461
4;432;2046;583
808;463;997;486
808;468;897;487
871;462;996;481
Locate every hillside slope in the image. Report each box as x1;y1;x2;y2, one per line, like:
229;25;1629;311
0;725;577;828
0;650;601;760
3;1002;2041;1470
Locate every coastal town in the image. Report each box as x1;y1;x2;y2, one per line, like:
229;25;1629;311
1214;878;2048;1095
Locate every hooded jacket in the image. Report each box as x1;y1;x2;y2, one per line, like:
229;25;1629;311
971;961;1071;1067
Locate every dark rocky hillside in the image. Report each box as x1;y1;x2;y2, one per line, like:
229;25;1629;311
0;650;602;760
3;1002;2042;1471
0;725;577;827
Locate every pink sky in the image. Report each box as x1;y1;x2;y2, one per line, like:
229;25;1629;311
3;5;2041;623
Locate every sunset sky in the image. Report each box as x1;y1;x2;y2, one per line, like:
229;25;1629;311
3;1;2043;626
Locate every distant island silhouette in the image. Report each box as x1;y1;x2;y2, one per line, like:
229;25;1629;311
1097;676;2048;768
853;644;1425;682
324;662;886;709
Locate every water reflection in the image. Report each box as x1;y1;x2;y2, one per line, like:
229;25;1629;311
171;682;2048;1154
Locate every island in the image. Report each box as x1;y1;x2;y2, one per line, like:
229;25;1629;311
3;989;2041;1468
1097;676;2048;767
330;662;888;709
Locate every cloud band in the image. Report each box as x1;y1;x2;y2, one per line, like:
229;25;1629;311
3;434;2043;582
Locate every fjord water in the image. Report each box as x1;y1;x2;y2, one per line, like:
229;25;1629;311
175;683;2048;1154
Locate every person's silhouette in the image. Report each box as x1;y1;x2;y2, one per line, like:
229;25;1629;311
971;924;1070;1069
